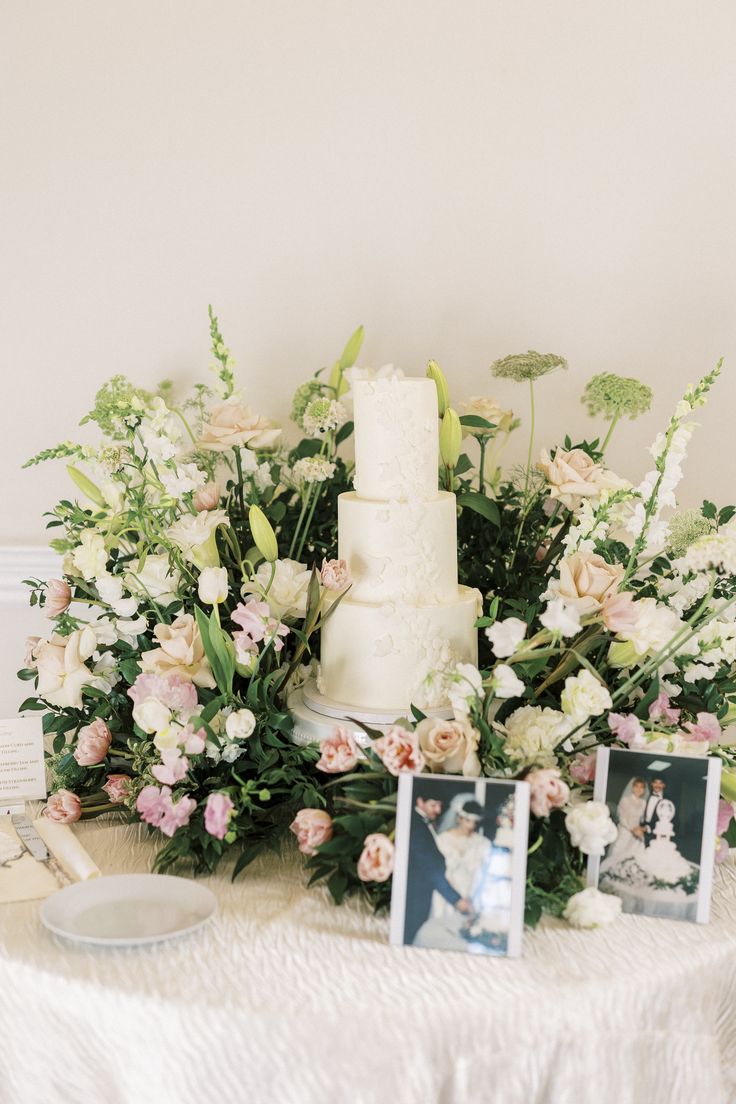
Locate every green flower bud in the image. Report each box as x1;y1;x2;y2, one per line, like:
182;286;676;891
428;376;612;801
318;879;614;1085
607;640;641;669
426;360;450;416
439;408;462;469
721;770;736;805
67;465;106;508
249;504;278;563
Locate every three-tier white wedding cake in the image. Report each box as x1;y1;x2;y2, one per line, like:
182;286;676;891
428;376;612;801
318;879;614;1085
305;376;480;722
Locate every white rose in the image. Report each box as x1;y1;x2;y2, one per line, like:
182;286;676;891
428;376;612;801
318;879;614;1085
198;566;229;605
72;530;108;581
225;708;257;742
563;887;622;929
500;705;572;769
485;617;527;659
565;801;618;856
560;669;612;725
242;559;312;620
447;663;484;718
133;697;172;735
490;664;526;700
124;554;182;604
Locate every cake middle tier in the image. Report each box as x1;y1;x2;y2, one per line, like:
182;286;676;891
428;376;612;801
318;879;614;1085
338;491;459;604
319;586;481;713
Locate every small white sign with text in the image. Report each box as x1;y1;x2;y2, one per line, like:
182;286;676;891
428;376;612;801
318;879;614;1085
0;717;46;810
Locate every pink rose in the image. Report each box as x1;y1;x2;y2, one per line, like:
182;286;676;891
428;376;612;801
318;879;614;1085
204;792;235;839
139;614;216;689
608;712;646;748
289;808;333;856
193;482;220;512
526;767;570;817
316;726;359;773
373;726;426;776
684;712;721;744
102;774;132;804
649;692;681;726
320;558;351;591
569;753;597;785
602;591;640;633
716;798;734;837
44;789;82;823
537;448;627;510
45;578;72;618
357;833;395;882
151;747;189;785
73;718;112;766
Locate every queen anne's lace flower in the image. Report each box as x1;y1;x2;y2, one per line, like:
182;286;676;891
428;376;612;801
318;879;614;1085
582;373;652;419
291;456;337;485
491;350;568;382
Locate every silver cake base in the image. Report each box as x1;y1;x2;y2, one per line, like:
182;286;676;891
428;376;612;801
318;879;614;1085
287;679;453;746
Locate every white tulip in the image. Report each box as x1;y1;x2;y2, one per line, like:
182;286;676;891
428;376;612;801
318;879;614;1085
133;697;172;735
198;566;229;605
225;708;257;742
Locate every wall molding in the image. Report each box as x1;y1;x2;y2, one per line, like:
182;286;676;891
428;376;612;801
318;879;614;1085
0;546;61;603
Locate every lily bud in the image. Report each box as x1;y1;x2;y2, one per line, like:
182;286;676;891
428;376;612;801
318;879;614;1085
67;465;106;508
439;408;462;469
426;360;449;417
721;770;736;805
249;504;278;563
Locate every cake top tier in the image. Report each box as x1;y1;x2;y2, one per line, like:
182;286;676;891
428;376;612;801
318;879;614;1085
353;377;439;501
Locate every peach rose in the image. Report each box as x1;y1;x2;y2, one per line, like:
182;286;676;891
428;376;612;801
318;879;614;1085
74;718;112;766
45;578;72;618
555;551;624;615
316;726;359;773
140;614;216;689
357;833;395;882
102;774;132;803
373;726;426;776
289;808;333;856
35;627;97;709
192;481;220;512
199;400;281;452
526;767;570;817
415;717;481;776
44;789;82;823
538;448;627;510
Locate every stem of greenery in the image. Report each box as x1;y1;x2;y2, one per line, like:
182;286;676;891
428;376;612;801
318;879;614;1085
478;437;487;493
296;485;322;561
288;486;312;559
234;448;246;522
600;411;620;454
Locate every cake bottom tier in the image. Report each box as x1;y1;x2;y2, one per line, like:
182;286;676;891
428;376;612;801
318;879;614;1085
319;585;480;713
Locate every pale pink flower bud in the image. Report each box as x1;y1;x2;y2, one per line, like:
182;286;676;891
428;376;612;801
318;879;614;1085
73;718;112;766
193;481;220;512
316;726;359;773
204;792;235;839
102;774;132;804
44;789;82;823
526;767;570;817
357;833;395;882
45;578;72;617
320;558;351;591
289;808;333;856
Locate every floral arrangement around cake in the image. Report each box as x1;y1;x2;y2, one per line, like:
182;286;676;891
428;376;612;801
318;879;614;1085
18;309;736;927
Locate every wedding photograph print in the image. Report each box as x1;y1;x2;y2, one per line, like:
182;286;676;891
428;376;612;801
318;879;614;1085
389;775;529;957
589;748;722;923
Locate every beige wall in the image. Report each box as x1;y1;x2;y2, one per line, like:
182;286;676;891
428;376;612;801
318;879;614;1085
2;0;735;547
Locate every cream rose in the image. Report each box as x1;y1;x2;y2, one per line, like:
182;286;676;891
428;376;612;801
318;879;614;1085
565;801;618;856
560;669;613;725
139;614;216;688
35;627;98;709
538;448;627;510
460;397;514;435
415;717;480;776
242;559;312;620
199;399;281;452
553;551;624;615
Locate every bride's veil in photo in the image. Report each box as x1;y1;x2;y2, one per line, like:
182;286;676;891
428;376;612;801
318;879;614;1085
615;777;649;825
437;793;479;834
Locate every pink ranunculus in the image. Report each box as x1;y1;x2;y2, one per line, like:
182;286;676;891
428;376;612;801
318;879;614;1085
601;591;640;633
43;789;82;823
320;558;351;591
649;691;681;726
373;726;426;776
193;481;220;512
716;798;734;837
45;578;72;618
158;793;197;838
357;833;395;883
608;712;646;748
526;767;570;818
684;712;722;744
102;774;132;804
151;748;189;785
316;726;359;773
204;792;235;839
73;718;112;766
569;752;597;785
289;808;333;856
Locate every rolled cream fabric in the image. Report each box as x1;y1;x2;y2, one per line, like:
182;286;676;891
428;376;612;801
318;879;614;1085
32;818;100;882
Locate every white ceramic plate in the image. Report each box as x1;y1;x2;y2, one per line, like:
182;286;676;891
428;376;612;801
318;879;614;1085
40;874;217;946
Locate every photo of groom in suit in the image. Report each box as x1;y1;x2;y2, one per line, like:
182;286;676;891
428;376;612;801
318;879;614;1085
403;790;473;945
637;777;667;845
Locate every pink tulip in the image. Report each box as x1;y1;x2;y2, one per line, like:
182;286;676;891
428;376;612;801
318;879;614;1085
320;558;351;591
316;726;359;773
526;767;570;817
73;718;112;766
290;808;333;856
45;578;72;618
357;833;394;882
44;789;82;823
102;774;132;804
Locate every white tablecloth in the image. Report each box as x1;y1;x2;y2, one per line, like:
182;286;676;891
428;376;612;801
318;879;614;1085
2;819;735;1104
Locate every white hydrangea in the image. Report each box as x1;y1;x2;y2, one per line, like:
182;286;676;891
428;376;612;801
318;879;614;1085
560;669;612;725
485;617;527;658
565;801;618;856
498;705;572;768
